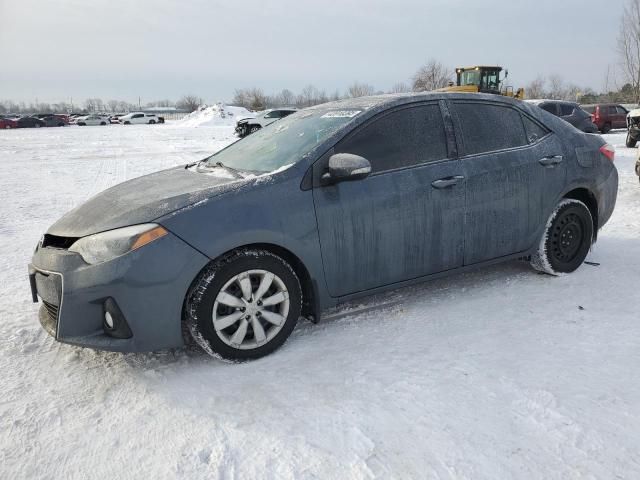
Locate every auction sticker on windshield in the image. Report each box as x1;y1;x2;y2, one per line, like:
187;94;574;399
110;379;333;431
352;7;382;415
321;110;361;118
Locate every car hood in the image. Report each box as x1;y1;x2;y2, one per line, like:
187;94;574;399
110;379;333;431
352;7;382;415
628;108;640;118
47;165;245;237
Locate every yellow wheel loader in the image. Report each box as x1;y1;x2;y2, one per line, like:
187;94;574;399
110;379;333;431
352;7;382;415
438;66;525;99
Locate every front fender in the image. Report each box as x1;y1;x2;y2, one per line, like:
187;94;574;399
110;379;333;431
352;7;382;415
155;171;333;311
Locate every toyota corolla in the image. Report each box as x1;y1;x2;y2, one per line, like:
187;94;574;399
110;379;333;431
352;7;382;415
29;93;618;360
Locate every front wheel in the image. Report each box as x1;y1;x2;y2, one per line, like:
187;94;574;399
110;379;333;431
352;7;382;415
530;199;593;275
100;121;106;126
601;123;611;134
249;125;260;134
185;249;302;360
626;131;638;148
149;120;155;124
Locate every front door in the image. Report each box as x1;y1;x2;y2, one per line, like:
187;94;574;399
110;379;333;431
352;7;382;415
312;103;465;297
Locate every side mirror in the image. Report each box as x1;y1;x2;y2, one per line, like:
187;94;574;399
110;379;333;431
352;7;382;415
321;153;371;184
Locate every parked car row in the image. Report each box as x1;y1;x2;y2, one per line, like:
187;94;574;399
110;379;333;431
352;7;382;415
528;100;640;146
1;112;165;129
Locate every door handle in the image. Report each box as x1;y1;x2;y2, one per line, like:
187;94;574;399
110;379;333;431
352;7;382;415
431;175;465;189
539;155;563;166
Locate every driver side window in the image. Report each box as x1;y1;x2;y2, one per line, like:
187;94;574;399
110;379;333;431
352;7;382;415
335;104;449;173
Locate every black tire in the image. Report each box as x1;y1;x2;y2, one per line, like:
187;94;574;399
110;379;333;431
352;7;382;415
531;199;593;275
100;121;106;126
626;132;638;148
601;123;611;134
149;120;155;124
184;249;302;361
78;123;85;126
34;123;41;128
249;125;260;134
124;121;130;125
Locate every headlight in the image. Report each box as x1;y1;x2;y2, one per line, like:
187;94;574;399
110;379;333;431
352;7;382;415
69;224;168;265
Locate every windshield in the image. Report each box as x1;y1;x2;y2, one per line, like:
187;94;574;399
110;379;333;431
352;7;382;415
459;70;480;86
203;108;361;173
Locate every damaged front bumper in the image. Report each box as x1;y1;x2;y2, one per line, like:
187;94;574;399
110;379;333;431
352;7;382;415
28;230;210;352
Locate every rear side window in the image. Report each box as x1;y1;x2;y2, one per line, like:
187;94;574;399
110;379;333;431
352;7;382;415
559;104;575;116
522;115;549;144
454;102;528;155
540;103;557;115
616;106;628;114
336;104;448;173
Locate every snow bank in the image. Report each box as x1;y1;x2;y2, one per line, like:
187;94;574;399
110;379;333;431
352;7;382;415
179;103;254;127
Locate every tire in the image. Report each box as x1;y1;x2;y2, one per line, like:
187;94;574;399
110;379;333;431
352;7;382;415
78;123;85;126
601;123;611;134
149;120;155;124
124;121;130;125
249;125;260;134
530;199;594;275
626;132;638;148
35;123;41;128
185;249;302;361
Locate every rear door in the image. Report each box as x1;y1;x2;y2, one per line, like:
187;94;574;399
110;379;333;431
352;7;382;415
450;100;566;264
313;102;465;297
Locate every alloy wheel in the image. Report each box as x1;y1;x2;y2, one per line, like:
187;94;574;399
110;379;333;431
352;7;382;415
212;269;290;350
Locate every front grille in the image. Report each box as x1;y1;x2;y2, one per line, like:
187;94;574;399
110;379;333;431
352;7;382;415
41;234;78;250
39;301;59;337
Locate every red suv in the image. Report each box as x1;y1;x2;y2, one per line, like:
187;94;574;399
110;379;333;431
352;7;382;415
581;104;629;133
0;117;18;129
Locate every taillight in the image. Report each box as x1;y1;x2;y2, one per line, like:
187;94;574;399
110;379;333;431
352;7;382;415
599;143;615;162
594;107;600;122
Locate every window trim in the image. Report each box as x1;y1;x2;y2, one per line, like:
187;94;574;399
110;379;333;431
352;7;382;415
330;101;456;177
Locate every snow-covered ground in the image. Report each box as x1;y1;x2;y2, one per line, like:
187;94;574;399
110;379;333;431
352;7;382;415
179;104;254;127
1;125;639;479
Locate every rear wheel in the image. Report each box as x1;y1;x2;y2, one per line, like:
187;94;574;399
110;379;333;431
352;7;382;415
35;123;41;128
249;125;260;134
185;249;302;361
601;123;611;134
149;120;155;124
531;199;593;275
100;121;106;126
124;121;130;125
626;131;638;148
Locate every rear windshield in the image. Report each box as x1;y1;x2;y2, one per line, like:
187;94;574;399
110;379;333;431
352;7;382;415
204;108;362;173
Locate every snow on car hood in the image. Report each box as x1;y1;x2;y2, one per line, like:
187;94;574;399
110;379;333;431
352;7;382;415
47;165;248;237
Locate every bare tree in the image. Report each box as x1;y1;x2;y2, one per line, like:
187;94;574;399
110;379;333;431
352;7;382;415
107;100;120;112
618;0;640;103
547;75;567;100
278;89;295;106
177;94;203;112
412;60;452;92
389;82;410;94
347;82;375;98
525;76;546;99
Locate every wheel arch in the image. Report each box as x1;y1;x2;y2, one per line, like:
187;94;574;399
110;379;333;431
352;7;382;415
182;242;318;331
563;187;598;242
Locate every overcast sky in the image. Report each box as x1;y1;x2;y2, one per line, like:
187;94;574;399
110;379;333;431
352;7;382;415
0;0;625;104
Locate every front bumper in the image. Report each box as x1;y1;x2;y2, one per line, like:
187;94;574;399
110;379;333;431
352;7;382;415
29;230;210;352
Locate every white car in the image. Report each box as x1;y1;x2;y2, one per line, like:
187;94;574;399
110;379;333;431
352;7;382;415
235;108;297;137
76;115;109;126
119;112;161;125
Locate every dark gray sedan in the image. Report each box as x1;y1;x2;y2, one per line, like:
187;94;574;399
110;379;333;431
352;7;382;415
29;93;618;360
527;100;599;133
